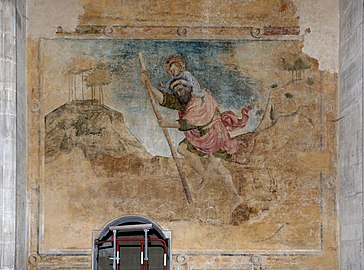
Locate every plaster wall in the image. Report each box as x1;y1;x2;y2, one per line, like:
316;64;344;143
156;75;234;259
292;0;339;73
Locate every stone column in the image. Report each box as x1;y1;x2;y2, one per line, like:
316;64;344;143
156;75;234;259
0;0;18;269
339;0;364;269
15;0;27;268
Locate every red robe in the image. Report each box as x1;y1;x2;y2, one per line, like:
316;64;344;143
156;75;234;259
181;91;250;155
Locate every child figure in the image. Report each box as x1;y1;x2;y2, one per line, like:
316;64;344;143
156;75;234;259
162;54;205;98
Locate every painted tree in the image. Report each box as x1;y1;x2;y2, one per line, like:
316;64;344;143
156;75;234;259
67;56;95;101
84;65;112;104
281;57;311;82
293;58;311;80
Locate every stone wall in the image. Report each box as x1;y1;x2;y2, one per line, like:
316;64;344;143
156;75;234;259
1;0;17;268
339;0;364;269
16;0;28;268
0;0;27;269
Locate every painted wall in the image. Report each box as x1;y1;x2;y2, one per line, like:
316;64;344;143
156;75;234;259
26;0;339;269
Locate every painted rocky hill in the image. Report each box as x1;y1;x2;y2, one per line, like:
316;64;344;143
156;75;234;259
45;100;151;162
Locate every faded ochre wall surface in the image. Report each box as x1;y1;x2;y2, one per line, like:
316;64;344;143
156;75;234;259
27;0;339;269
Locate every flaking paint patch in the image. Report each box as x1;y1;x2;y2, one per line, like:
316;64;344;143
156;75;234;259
27;0;83;38
293;0;339;72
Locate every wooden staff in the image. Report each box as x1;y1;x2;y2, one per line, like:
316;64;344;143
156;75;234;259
138;53;193;204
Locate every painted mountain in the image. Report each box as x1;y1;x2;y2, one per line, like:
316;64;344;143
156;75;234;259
45;100;151;163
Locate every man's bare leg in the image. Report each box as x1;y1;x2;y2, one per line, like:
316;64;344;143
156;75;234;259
177;143;208;187
178;144;242;212
207;154;243;212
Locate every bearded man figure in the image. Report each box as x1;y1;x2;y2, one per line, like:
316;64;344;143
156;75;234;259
141;54;251;212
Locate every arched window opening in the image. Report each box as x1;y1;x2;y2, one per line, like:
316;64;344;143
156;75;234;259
93;215;171;270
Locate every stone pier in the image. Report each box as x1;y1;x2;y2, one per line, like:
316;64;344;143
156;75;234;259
0;0;26;269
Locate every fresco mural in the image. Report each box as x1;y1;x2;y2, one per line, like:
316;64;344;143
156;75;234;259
36;38;335;262
23;0;341;268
